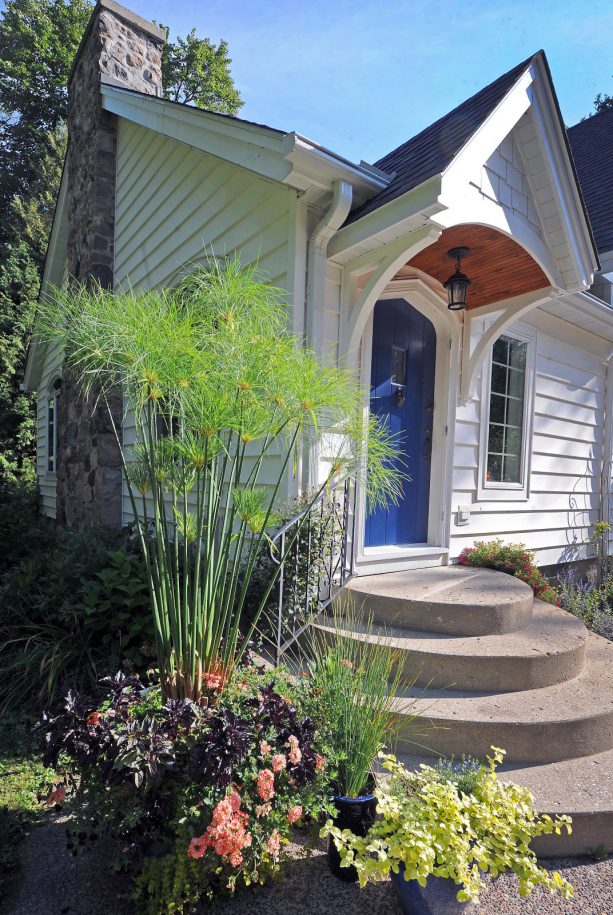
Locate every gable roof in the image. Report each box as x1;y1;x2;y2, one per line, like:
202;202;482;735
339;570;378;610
568;106;613;256
347;53;540;223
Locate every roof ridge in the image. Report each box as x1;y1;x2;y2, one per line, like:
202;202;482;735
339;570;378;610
373;51;542;169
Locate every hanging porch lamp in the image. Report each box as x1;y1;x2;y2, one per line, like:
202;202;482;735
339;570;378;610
444;247;471;310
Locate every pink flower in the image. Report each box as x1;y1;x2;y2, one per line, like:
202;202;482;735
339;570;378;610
46;786;66;807
255;803;272;819
288;805;302;825
272;753;287;773
267;829;281;857
286;735;302;765
257;768;275;801
188;835;207;859
340;659;353;669
315;754;325;772
228;789;242;813
202;671;224;692
259;740;272;757
86;711;101;726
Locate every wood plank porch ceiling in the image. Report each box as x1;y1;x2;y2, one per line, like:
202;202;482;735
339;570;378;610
407;225;549;309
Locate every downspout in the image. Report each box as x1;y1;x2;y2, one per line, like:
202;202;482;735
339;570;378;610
599;348;613;574
303;179;353;489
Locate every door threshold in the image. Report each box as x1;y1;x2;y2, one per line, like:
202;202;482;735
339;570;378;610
355;545;449;576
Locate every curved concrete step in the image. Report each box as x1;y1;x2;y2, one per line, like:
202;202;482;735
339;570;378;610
343;566;534;636
394;748;613;856
315;600;588;692
395;633;613;764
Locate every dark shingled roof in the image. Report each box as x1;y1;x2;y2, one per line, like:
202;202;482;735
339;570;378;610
347;52;541;224
568;106;613;256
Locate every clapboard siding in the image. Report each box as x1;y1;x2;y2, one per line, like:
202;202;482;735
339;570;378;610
36;341;63;518
114;119;300;524
449;310;609;566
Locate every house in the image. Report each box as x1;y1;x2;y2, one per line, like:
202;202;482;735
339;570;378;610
25;0;613;579
23;0;613;855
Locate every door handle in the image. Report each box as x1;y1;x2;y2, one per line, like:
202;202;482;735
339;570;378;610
391;383;406;407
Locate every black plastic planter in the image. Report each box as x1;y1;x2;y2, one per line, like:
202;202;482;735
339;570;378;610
391;866;468;914
327;789;378;881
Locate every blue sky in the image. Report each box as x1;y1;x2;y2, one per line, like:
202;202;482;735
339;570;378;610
128;0;611;164
31;0;613;164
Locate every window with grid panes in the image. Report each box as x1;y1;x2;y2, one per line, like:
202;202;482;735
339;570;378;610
486;335;527;484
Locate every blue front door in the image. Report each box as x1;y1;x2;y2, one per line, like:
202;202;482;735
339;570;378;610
365;299;436;547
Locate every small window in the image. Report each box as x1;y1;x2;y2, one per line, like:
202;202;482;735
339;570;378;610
478;329;535;500
47;380;61;473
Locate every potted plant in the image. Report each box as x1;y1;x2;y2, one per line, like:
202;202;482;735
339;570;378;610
307;603;418;881
322;747;574;910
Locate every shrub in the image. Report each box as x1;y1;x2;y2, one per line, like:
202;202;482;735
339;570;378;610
557;568;613;640
0;528;155;712
37;667;331;913
0;476;53;576
458;539;560;605
321;748;573;902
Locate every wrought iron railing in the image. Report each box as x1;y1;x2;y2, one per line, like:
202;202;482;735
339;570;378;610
269;477;356;663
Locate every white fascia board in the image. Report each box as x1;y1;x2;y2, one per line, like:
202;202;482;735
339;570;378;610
24;168;69;392
548;290;613;343
441;68;534;192
327;175;444;263
528;58;598;287
101;85;294;183
598;249;613;277
282;133;390;204
101;84;391;201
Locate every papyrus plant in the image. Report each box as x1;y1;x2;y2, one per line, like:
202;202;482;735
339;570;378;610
41;257;403;700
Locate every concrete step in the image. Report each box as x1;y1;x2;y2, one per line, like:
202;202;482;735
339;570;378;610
314;600;588;691
395;633;613;764
344;566;534;636
393;747;613;856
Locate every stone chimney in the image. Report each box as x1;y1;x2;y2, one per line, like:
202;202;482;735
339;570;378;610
66;0;165;285
57;1;165;531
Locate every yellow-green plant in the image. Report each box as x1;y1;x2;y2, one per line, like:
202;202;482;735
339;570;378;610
39;257;403;700
321;748;573;902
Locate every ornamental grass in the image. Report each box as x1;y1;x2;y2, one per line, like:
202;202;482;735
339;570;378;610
39;257;403;701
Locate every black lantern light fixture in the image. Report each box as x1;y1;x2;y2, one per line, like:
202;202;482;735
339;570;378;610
444;247;471;311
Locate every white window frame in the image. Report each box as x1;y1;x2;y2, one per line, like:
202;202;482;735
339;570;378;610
46;386;59;474
477;324;536;502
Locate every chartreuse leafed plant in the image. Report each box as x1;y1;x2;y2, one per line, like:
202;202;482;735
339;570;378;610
40;257;403;700
321;748;574;902
306;601;415;799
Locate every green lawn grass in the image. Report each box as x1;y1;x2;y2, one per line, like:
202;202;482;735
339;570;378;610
0;715;52;896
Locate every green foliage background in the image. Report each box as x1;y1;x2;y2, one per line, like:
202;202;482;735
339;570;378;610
0;0;242;481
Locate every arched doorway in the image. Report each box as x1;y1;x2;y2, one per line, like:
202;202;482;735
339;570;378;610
365;298;436;547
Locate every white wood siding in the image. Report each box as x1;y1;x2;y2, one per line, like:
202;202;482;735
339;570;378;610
36;341;63;518
449;308;611;567
114;119;302;524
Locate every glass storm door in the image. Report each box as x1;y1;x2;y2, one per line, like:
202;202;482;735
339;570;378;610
365;299;436;547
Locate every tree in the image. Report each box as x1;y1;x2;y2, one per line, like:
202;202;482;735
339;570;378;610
593;92;613;114
0;0;244;481
0;0;92;248
162;28;243;114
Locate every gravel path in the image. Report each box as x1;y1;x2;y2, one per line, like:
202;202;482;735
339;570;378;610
3;818;612;915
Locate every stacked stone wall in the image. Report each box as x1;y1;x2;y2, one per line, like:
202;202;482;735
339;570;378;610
57;0;164;530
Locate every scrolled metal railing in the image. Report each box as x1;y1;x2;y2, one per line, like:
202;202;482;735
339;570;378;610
269;477;356;663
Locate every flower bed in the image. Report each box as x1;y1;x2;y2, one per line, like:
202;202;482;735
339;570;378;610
39;667;332;914
458;539;560;605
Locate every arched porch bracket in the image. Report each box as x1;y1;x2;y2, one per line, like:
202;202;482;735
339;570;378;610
460;285;562;404
341;224;442;361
